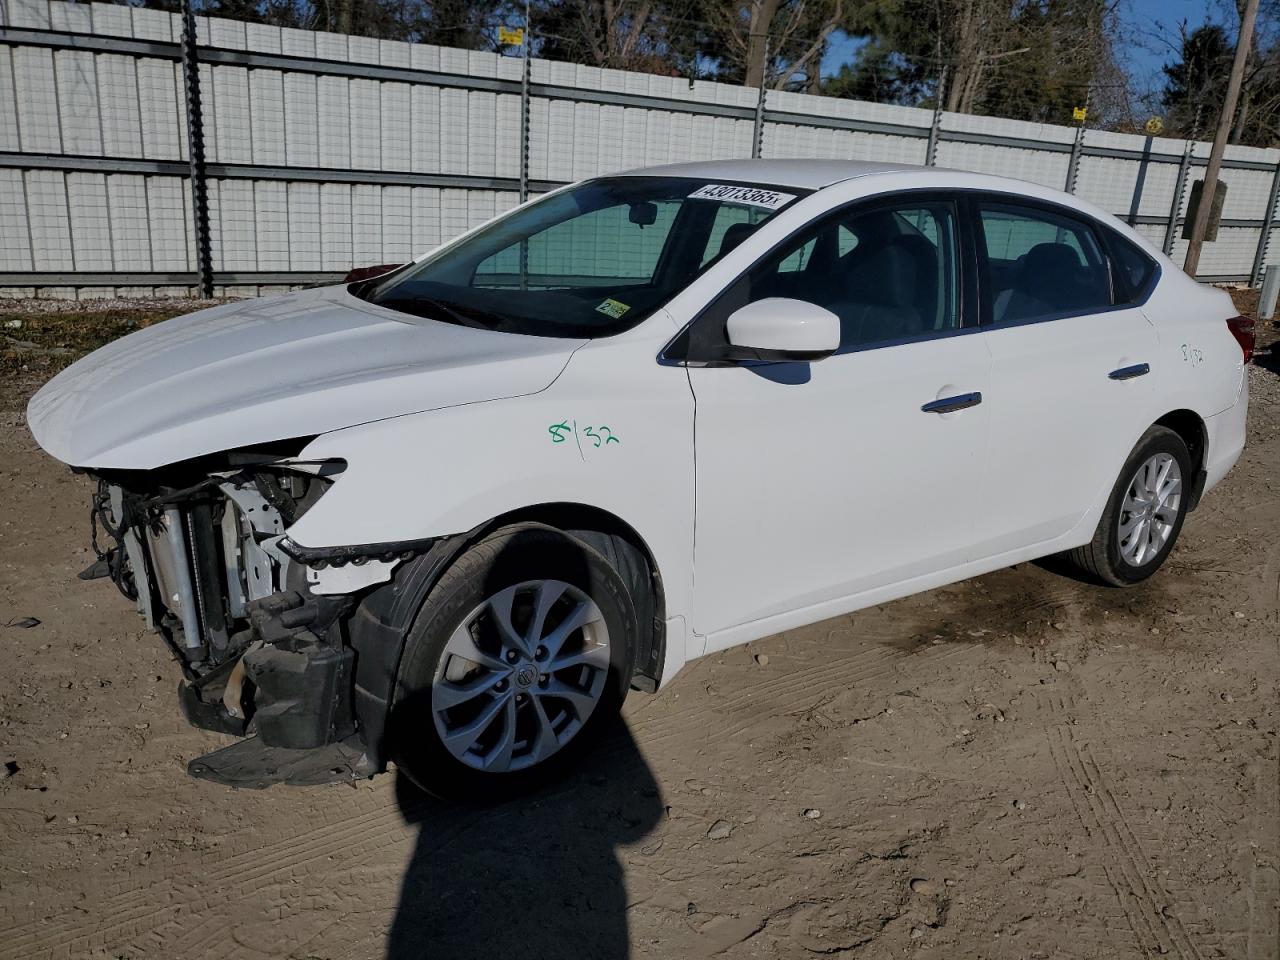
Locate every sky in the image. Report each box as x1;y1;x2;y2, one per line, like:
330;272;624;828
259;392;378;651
818;0;1234;96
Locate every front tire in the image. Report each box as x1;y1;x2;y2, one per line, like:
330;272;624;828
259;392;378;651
1064;425;1192;586
390;525;636;801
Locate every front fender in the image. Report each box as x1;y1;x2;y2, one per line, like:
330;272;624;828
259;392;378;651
286;338;697;620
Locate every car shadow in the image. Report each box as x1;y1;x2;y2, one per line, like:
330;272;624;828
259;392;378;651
1256;337;1280;377
386;720;662;960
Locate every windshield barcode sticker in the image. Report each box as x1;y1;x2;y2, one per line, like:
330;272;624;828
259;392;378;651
687;184;796;210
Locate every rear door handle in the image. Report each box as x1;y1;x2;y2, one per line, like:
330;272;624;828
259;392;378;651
1109;362;1150;380
921;391;982;414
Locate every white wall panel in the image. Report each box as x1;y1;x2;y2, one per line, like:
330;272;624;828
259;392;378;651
287;182;320;270
438;88;469;174
1194;226;1260;276
249;70;286;165
211;65;251;164
467;90;498;178
1217;167;1274;219
94;54;142;156
349;79;381;169
0;170;33;270
379;82;412;172
319;184;352;270
14;47;62;153
106;174;151;270
283;72;319;167
381;185;412;262
25;170;73;269
54;50;101;155
316;75;351;169
410;187;441;252
88;3;132;38
147;178;189;271
351;184;382;264
216;180;257;270
130;6;172;41
136;59;181;160
254;180;289;269
0;48;18;152
6;0;50;28
48;0;89;32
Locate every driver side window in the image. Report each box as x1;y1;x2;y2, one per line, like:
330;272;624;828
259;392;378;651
747;201;961;351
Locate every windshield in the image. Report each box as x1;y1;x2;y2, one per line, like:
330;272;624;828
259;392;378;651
356;176;807;337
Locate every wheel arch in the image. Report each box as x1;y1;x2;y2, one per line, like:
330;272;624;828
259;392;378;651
346;502;666;771
1152;409;1208;509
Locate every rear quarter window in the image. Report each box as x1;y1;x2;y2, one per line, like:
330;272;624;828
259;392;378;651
1106;230;1159;303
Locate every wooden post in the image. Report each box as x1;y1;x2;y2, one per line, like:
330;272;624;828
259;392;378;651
1183;0;1259;277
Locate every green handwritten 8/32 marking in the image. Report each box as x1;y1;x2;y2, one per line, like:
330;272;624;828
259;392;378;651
548;421;620;446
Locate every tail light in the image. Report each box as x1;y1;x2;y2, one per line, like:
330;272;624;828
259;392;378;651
1226;315;1255;363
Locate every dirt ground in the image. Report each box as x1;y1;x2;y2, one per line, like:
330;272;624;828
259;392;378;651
0;297;1277;960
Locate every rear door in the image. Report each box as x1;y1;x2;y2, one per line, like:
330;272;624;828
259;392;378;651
972;196;1162;557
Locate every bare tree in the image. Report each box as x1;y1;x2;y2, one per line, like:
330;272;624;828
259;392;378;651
707;0;851;88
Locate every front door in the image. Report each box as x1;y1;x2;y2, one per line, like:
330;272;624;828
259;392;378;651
684;196;992;648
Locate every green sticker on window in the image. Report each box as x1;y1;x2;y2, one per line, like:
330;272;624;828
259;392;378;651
595;298;630;319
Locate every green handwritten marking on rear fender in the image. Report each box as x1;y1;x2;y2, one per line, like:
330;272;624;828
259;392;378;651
548;422;620;447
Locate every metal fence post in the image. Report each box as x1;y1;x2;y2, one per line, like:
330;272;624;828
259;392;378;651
1260;264;1280;317
751;39;768;159
1163;142;1194;256
1248;158;1280;285
518;0;531;204
180;0;213;299
1064;88;1090;194
925;66;947;167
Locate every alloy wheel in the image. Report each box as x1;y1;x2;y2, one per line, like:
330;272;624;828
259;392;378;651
430;579;611;772
1117;452;1182;566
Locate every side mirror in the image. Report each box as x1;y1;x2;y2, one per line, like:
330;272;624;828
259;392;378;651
725;298;840;362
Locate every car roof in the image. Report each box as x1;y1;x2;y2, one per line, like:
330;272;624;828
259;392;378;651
615;159;926;190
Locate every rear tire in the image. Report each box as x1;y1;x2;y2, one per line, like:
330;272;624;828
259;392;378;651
1063;425;1192;586
389;525;636;801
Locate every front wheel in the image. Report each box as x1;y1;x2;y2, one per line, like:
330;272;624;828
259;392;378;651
389;525;636;800
1063;425;1192;586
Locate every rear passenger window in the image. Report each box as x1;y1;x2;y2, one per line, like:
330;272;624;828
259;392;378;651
1107;231;1158;301
979;204;1112;324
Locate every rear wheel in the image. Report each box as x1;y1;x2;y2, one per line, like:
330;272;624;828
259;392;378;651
1063;425;1191;586
390;525;636;800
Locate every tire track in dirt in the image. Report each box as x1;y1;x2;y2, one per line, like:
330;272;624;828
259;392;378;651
634;640;976;752
0;641;976;959
703;644;980;751
0;793;419;959
1037;691;1205;960
1246;754;1280;960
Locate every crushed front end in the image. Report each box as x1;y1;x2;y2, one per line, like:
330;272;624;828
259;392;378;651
84;449;403;787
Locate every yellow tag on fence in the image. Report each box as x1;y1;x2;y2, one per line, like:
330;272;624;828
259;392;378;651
498;26;524;46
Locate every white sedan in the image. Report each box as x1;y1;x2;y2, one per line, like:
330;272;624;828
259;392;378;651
27;160;1252;797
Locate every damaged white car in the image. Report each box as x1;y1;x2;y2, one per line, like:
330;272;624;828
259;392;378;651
28;160;1250;797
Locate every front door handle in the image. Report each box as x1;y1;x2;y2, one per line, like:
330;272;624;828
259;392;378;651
921;391;982;414
1109;362;1150;380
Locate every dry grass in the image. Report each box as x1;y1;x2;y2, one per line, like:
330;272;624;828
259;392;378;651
0;300;224;378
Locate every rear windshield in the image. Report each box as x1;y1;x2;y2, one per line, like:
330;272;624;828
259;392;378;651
356;176;807;338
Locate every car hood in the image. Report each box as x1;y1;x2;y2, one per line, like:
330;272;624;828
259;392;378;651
27;286;585;470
